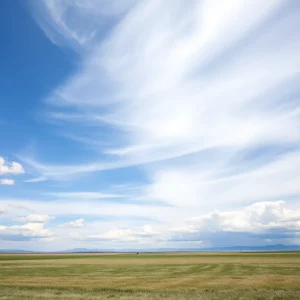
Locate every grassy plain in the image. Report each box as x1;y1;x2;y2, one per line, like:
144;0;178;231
1;252;300;299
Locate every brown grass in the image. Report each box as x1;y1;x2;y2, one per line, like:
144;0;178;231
1;252;300;299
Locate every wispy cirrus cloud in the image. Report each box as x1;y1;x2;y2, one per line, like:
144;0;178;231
145;150;300;208
29;0;136;51
24;0;300;179
16;0;300;249
46;191;125;200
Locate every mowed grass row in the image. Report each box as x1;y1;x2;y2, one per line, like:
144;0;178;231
1;286;300;300
1;251;300;260
1;252;300;299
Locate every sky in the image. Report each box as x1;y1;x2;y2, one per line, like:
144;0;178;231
1;0;300;251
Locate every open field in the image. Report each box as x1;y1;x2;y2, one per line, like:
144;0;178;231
1;252;300;299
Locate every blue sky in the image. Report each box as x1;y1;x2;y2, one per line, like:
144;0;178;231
1;0;300;251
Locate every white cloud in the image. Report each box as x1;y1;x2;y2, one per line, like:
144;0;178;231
0;223;52;240
17;1;300;249
69;201;300;245
0;207;7;214
187;201;300;233
145;150;300;208
0;197;173;220
14;214;55;223
1;197;299;247
92;228;134;241
80;224;158;243
0;204;33;216
0;157;24;175
23;0;300;183
47;192;125;200
0;179;15;185
169;201;300;244
0;213;54;241
61;218;84;228
29;0;136;51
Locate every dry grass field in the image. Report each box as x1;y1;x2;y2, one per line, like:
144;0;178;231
1;252;300;299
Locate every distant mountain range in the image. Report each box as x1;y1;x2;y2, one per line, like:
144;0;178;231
1;244;300;253
62;244;300;252
0;249;34;253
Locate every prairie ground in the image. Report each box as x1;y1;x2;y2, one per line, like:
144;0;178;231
0;252;300;299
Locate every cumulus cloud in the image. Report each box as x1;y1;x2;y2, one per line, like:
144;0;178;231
0;179;14;185
1;197;299;247
0;213;54;241
76;224;158;243
61;218;84;228
0;223;52;241
70;201;300;245
189;201;300;232
170;201;300;243
0;157;24;175
14;214;55;223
